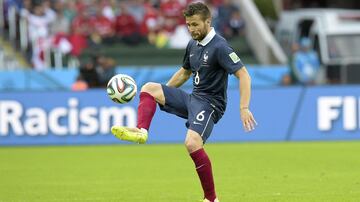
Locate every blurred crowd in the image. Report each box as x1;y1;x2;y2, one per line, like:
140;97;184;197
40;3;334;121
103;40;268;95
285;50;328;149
3;0;245;70
72;53;116;90
282;37;321;86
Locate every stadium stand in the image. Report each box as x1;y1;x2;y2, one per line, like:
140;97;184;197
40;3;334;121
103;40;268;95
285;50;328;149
80;36;257;66
0;0;257;69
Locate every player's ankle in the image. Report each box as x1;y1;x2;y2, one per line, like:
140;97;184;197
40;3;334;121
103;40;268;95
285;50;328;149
140;128;148;134
204;197;218;202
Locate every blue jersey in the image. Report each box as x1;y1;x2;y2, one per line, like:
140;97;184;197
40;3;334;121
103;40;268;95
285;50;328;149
182;29;243;118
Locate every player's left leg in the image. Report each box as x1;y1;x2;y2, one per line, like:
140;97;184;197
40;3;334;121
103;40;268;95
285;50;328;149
112;83;190;144
111;82;164;143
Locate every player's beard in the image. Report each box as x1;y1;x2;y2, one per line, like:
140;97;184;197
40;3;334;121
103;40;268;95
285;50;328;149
191;25;208;41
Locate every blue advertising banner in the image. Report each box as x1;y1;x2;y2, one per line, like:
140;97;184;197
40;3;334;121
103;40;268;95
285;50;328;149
290;86;360;141
211;86;302;142
1;85;360;145
0;90;135;145
150;86;302;143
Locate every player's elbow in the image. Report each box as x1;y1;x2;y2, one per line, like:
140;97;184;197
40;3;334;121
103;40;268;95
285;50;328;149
182;73;191;82
235;67;249;78
183;70;192;79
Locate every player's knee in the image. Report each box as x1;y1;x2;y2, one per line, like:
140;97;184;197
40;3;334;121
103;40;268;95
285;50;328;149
141;82;160;95
184;137;202;153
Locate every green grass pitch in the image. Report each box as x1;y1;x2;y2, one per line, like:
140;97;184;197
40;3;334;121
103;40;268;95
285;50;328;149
1;141;360;202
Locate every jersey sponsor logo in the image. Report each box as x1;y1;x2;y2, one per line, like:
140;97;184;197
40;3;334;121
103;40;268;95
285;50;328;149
229;52;240;63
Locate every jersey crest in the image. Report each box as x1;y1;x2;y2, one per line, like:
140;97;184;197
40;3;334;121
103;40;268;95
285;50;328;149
203;51;209;63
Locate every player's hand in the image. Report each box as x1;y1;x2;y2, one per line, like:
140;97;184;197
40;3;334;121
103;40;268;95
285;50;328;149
240;108;257;132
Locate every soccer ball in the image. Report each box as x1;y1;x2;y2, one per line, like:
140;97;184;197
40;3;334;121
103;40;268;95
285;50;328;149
107;74;137;104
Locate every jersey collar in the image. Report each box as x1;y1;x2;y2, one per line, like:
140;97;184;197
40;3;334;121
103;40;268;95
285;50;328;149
197;27;215;46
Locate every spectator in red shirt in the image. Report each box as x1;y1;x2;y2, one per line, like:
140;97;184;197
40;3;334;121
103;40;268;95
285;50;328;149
69;7;91;56
71;7;91;37
159;0;184;34
89;6;115;45
140;1;159;44
114;2;142;45
160;0;183;19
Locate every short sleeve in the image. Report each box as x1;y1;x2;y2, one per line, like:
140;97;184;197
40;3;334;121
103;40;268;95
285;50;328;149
216;43;244;74
182;41;193;70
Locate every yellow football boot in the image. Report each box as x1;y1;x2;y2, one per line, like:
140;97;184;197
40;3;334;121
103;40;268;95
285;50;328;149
111;126;148;144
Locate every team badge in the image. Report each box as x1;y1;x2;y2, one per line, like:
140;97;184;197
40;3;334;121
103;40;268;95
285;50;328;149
203;52;209;63
229;52;240;63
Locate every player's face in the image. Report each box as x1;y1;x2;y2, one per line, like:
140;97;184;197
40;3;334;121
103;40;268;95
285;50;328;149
186;14;211;41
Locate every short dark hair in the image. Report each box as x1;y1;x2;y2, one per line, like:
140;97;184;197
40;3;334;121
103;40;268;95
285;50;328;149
183;2;211;21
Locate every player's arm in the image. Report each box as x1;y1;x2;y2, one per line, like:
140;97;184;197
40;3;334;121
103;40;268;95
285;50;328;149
166;67;192;88
234;66;257;132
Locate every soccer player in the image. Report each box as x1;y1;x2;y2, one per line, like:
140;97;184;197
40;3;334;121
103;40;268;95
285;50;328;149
111;2;257;202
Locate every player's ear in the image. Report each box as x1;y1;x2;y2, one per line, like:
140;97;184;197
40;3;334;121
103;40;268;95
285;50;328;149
206;19;211;25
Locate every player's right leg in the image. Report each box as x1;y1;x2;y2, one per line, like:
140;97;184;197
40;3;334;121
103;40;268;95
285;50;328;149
203;198;219;202
111;82;164;144
185;98;218;202
186;130;218;202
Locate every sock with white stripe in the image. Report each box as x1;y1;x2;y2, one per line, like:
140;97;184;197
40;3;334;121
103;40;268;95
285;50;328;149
190;148;217;201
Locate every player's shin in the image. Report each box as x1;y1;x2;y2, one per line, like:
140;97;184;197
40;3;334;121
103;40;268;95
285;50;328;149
137;92;156;131
190;148;217;201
